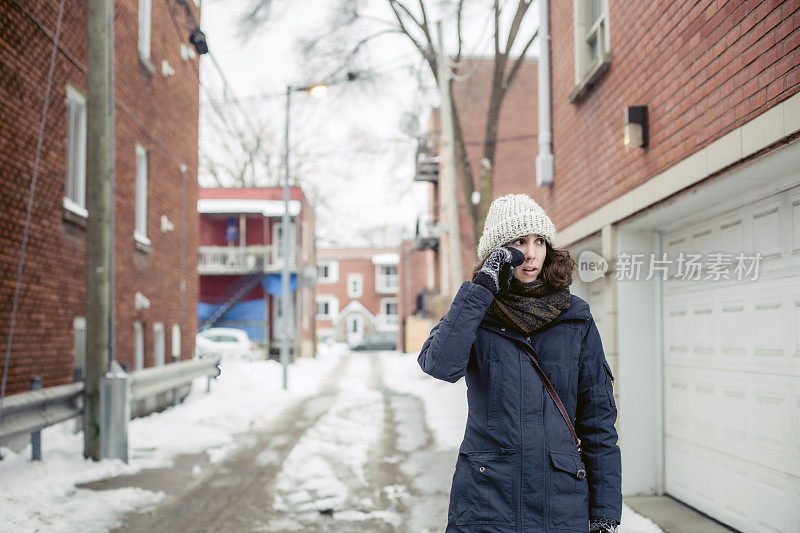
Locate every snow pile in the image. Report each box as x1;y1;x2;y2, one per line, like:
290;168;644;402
128;349;341;469
0;348;343;532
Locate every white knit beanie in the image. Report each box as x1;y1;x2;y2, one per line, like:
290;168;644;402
476;194;556;261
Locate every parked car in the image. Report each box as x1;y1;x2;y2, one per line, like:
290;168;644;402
351;332;398;351
196;327;260;361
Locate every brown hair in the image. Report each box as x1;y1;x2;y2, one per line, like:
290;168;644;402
471;240;575;290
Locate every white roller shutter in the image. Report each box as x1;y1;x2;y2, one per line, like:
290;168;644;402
661;184;800;533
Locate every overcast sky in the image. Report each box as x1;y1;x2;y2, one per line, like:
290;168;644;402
197;0;539;248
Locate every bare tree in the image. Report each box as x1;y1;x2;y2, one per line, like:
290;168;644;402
238;0;539;243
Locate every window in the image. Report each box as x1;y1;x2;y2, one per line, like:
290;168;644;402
134;321;144;370
171;324;181;359
65;85;87;217
153;322;165;366
381;298;398;324
316;295;338;320
138;0;152;61
73;317;86;380
135;144;149;245
570;0;611;102
347;273;363;298
317;261;339;284
375;264;398;293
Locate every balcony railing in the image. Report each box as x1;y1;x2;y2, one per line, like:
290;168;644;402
415;217;440;250
375;275;399;293
198;245;300;274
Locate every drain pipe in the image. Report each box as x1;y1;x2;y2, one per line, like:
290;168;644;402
536;0;553;187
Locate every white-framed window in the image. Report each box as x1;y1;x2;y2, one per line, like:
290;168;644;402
153;322;165;366
375;264;398;293
171;324;181;359
64;85;87;217
134;144;149;245
138;0;152;61
571;0;611;99
134;321;144;370
316;295;339;320
380;298;398;324
347;273;363;298
317;261;339;284
72;317;86;380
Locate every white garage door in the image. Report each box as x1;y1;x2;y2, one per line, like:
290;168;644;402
662;184;800;533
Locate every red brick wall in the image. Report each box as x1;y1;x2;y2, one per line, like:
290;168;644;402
0;0;199;394
436;58;540;280
546;0;800;231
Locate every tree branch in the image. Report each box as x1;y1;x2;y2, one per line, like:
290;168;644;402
454;0;465;67
505;27;539;87
493;0;500;57
387;0;436;82
503;0;532;56
388;0;425;33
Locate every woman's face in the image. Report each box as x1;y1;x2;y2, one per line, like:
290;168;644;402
505;234;546;282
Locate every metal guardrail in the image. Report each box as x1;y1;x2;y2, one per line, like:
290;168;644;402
0;357;221;450
129;357;220;402
0;382;84;442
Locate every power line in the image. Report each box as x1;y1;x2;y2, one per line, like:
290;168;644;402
199;60;417;107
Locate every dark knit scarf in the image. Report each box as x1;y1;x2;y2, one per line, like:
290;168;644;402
485;277;572;334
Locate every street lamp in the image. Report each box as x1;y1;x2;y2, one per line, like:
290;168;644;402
280;83;327;390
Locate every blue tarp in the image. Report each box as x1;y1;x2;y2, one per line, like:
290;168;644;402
262;273;297;295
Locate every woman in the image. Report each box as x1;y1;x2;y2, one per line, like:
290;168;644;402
418;194;622;532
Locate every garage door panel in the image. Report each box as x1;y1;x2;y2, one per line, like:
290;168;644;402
666;434;799;533
663;184;800;532
663;282;800;375
664;366;800;477
754;299;784;356
753;203;781;258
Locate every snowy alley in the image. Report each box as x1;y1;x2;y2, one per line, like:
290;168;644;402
0;348;663;532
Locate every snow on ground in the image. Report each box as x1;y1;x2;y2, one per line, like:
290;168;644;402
269;352;396;527
0;345;663;533
0;345;344;533
381;351;468;451
382;351;664;533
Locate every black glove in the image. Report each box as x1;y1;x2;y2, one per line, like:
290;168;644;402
589;517;619;533
473;247;525;294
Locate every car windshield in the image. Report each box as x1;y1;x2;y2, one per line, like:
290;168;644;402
207;335;240;343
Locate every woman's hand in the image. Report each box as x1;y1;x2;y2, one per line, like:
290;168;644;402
473;246;525;294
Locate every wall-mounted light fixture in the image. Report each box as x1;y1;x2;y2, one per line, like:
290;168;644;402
623;105;648;150
189;28;208;55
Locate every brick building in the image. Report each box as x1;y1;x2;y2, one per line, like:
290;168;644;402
0;0;200;395
198;187;316;358
543;3;800;530
413;2;800;530
316;248;399;347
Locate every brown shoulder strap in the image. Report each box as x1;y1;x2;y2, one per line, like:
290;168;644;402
521;343;581;452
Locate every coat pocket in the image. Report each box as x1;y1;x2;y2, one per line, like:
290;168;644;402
548;450;589;529
451;448;518;526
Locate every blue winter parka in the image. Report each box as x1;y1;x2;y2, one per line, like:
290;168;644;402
418;281;622;532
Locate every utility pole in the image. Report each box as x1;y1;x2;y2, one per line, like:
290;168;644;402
436;21;464;299
280;86;293;390
85;0;113;460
